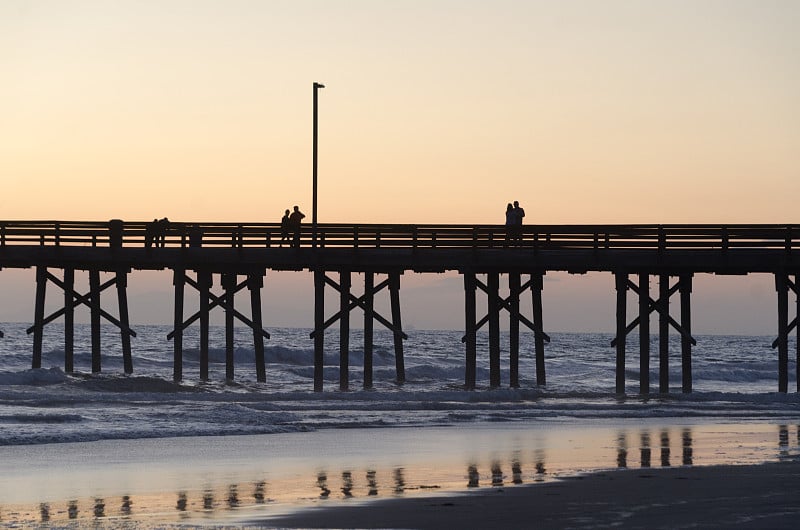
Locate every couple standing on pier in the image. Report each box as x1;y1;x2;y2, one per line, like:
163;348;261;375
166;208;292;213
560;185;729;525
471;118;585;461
280;206;305;247
505;201;525;245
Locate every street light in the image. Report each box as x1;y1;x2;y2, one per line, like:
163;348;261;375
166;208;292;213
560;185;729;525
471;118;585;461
312;82;325;248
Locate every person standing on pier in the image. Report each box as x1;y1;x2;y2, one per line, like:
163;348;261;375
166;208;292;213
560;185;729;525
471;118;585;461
280;209;291;247
505;203;516;246
289;206;305;247
513;200;525;245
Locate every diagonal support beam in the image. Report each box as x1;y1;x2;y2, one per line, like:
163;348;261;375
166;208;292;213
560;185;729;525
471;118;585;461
167;274;270;340
309;274;406;339
610;280;695;347
462;277;550;343
26;275;136;338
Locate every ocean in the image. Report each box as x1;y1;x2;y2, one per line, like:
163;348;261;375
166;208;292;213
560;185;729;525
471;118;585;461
1;324;799;526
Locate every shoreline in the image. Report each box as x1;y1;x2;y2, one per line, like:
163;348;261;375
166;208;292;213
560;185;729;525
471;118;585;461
258;457;800;529
1;421;798;527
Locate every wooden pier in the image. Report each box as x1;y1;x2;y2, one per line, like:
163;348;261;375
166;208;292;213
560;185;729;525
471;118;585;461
0;220;798;393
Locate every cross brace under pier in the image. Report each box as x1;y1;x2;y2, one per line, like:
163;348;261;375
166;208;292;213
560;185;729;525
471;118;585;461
612;273;695;394
168;270;270;382
26;265;136;373
311;270;406;391
462;271;549;389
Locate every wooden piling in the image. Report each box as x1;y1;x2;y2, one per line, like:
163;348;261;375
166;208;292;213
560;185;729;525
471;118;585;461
776;272;789;393
680;274;693;393
658;274;669;393
797;274;799;393
199;271;212;381
116;270;133;374
615;272;628;394
488;272;501;388
248;273;266;383
223;273;236;381
90;269;101;373
314;268;325;392
63;268;74;373
339;270;351;391
363;272;374;389
32;266;47;370
173;269;185;382
389;272;405;384
532;273;546;386
639;273;650;394
508;273;520;388
464;271;477;389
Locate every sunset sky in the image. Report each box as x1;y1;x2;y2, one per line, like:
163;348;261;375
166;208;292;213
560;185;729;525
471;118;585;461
1;1;798;334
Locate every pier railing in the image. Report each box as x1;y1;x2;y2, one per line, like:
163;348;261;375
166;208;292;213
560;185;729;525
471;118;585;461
0;221;798;252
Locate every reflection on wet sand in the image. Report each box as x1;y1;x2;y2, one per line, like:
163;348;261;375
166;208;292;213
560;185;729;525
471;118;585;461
661;429;671;467
467;464;479;487
317;472;331;498
618;428;689;469
491;461;504;487
227;484;239;509
683;427;693;465
254;481;266;504
393;467;406;494
366;470;378;496
3;424;799;526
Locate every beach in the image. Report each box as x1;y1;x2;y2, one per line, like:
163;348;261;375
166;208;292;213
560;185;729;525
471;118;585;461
261;458;800;529
1;326;800;527
1;420;798;528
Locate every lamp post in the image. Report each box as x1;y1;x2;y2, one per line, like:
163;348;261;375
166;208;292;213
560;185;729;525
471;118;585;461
312;81;325;247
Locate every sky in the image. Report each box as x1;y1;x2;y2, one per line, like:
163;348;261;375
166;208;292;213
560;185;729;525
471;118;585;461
1;1;798;335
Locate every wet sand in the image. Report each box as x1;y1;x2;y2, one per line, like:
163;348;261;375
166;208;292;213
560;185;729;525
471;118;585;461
1;422;798;527
260;458;800;529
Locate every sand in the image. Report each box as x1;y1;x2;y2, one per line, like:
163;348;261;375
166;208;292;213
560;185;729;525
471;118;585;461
259;458;800;529
2;423;798;527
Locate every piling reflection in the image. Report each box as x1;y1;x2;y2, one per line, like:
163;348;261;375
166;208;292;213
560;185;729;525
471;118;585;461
491;461;503;487
617;432;628;468
366;470;378;496
68;500;78;519
93;498;105;518
616;428;695;469
393;467;406;494
511;458;523;485
660;429;671;467
682;428;693;466
227;484;239;508
176;492;188;511
467;464;480;487
202;489;214;511
39;502;49;523
640;431;651;468
341;471;354;497
316;472;331;498
534;449;546;481
121;495;133;516
253;481;266;504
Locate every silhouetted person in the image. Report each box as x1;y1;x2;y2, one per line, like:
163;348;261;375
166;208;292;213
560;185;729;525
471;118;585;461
156;217;170;247
145;219;158;248
505;203;515;246
512;200;525;245
280;209;291;247
289;206;305;247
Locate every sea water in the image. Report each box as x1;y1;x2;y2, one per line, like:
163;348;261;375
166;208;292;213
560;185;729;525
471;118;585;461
0;324;799;526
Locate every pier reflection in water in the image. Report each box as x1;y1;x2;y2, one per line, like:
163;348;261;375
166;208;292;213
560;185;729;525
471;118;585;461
1;424;798;526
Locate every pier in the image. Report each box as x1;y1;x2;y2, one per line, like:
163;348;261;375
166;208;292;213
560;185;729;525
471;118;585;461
0;220;798;393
